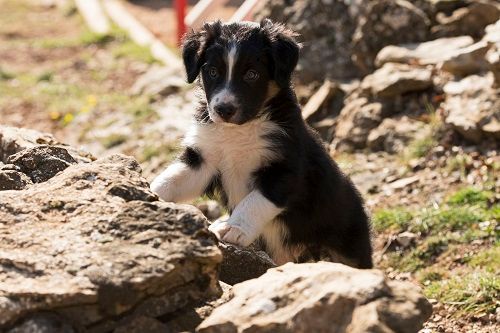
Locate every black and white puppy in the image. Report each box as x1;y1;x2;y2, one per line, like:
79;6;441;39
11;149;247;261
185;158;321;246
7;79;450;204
150;19;373;268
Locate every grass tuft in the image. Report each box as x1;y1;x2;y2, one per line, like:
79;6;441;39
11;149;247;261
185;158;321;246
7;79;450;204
425;271;500;317
372;208;413;232
447;187;493;206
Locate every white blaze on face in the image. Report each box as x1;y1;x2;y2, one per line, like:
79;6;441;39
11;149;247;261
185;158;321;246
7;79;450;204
226;45;237;82
208;44;239;123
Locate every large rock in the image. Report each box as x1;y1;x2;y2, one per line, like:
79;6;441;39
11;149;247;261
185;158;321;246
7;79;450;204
375;36;475;67
432;1;500;38
375;35;492;75
256;0;431;81
443;74;500;142
198;262;433;333
361;63;433;97
0;153;221;331
439;40;490;76
351;0;431;74
256;0;361;81
332;98;385;151
161;281;233;332
367;116;431;153
484;20;500;85
426;0;468;16
487;46;500;85
377;18;499;76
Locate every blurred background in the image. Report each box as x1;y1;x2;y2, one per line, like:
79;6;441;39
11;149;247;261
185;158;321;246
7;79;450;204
0;0;498;331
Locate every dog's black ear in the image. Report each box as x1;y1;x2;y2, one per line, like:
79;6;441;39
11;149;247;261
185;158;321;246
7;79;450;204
261;19;300;88
182;21;222;83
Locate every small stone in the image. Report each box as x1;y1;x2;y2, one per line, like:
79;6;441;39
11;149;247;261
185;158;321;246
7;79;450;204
218;242;276;285
7;145;77;183
396;231;418;248
0;170;32;190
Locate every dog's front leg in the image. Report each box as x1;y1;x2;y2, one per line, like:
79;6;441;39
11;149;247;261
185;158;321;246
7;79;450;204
209;190;283;247
150;152;215;203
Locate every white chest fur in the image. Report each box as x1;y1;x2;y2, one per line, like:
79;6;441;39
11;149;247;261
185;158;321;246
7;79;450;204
184;118;282;209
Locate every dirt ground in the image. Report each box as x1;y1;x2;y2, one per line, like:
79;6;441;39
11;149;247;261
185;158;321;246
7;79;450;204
0;1;498;332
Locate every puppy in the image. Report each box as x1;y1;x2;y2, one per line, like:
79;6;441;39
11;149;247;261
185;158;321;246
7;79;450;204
150;19;373;268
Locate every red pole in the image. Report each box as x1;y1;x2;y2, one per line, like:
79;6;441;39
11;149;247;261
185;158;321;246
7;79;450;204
175;0;187;46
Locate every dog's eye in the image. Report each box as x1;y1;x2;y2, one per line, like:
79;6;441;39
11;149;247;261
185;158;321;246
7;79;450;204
208;67;218;78
244;70;259;82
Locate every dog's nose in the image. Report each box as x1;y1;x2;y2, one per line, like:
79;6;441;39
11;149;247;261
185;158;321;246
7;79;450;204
214;103;236;121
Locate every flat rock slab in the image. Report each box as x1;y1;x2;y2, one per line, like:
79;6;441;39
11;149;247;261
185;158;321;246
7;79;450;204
198;262;432;333
361;63;433;97
375;36;475;67
0;154;221;331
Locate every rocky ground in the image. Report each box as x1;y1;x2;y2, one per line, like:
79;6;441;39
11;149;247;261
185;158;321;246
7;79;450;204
0;0;499;332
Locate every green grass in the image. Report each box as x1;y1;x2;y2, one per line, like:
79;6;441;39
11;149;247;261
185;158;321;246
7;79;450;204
374;187;497;238
447;187;493;206
372;208;413;232
32;24;156;64
425;271;499;317
401;108;441;161
112;40;156;64
468;246;500;273
415;205;490;235
406;136;437;159
388;236;449;272
377;187;500;318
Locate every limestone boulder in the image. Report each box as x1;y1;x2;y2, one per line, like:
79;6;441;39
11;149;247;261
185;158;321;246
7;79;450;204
256;0;431;81
443;74;500;142
367;116;431;153
198;262;433;333
351;0;431;75
376;36;491;76
332;98;385;151
361;63;433;97
0;153;221;332
375;36;475;67
432;1;500;38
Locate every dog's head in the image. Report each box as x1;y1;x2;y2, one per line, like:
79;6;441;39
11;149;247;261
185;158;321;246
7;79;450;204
182;19;299;125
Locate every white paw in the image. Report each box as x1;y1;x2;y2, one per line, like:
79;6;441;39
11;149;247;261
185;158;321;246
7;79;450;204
208;219;254;247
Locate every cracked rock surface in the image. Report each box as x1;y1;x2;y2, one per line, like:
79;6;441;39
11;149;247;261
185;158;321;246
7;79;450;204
0;152;221;332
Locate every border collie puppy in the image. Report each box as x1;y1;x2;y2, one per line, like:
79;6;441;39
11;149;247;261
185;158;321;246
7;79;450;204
150;19;373;268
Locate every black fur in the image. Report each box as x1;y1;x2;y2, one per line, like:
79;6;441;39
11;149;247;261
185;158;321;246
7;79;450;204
182;20;373;268
179;147;203;169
